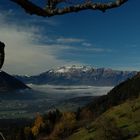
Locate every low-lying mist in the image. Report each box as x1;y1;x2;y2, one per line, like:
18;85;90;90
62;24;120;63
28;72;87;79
28;84;113;99
0;85;113;119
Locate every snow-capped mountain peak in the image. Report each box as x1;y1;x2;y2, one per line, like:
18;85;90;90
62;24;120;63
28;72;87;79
55;66;70;73
50;65;92;73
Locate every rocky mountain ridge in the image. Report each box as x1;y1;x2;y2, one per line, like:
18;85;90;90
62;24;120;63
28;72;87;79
15;66;137;86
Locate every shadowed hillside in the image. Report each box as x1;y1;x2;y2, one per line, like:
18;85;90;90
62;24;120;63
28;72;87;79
0;71;29;92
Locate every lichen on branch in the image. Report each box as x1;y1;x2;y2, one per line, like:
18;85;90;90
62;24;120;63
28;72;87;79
10;0;128;17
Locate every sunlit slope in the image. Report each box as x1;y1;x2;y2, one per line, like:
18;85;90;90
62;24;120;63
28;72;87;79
68;96;140;140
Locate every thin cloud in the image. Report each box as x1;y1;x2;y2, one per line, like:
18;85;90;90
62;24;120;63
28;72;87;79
27;18;60;27
56;37;84;44
86;47;111;53
0;12;80;75
82;42;92;47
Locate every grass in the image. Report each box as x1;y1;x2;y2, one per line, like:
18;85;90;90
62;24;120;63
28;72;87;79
67;96;140;140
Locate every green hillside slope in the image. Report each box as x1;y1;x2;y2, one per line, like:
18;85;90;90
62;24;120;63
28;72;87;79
68;96;140;140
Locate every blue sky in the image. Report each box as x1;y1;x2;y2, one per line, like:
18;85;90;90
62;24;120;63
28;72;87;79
0;0;140;75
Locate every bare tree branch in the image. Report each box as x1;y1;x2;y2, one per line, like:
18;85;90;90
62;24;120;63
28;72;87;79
10;0;128;17
0;132;6;140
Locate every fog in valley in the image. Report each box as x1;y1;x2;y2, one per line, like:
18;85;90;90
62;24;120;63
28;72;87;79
0;85;113;119
29;84;113;100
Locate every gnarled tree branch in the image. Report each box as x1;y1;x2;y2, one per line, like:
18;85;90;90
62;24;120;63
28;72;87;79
10;0;128;17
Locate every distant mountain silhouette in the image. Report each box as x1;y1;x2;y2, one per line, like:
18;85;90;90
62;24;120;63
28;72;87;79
0;71;29;92
15;66;137;86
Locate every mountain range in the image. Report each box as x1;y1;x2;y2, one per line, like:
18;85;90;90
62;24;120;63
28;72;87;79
15;65;137;86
